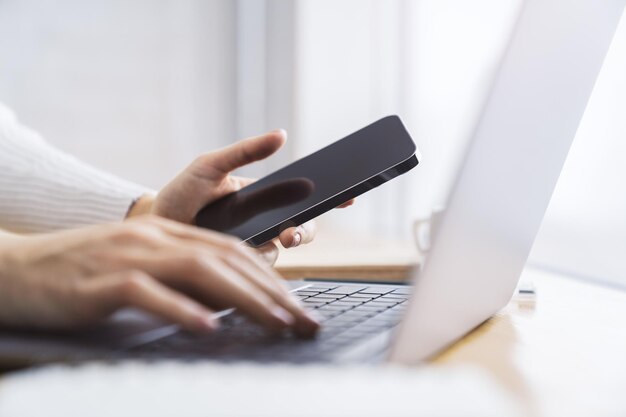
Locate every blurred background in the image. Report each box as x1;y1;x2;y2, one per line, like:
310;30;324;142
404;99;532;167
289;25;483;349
0;0;624;288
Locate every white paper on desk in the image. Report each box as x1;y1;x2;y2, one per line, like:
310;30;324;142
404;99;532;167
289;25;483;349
0;362;521;417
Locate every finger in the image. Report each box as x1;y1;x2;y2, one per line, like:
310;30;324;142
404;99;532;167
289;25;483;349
141;215;242;248
164;229;293;305
278;220;317;248
278;227;300;248
207;130;286;174
145;216;288;291
337;198;355;208
254;242;280;266
79;270;218;333
112;219;316;334
114;225;297;332
134;223;319;335
221;251;320;337
232;176;256;188
299;221;316;244
142;216;315;328
159;254;297;332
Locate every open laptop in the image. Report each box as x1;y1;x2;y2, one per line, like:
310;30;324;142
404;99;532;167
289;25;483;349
0;0;623;367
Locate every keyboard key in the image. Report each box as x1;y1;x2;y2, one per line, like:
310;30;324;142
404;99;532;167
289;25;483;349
327;301;359;308
341;296;372;303
342;327;378;338
359;318;389;329
331;318;362;327
365;314;401;324
378;309;404;318
391;287;412;295
325;313;346;327
352;305;388;313
329;313;362;323
304;284;337;292
317;304;351;312
357;286;397;295
345;293;379;299
302;299;328;306
378;294;409;301
364;300;397;307
324;285;367;295
316;312;340;321
311;294;345;300
317;328;343;339
326;335;358;347
295;290;321;296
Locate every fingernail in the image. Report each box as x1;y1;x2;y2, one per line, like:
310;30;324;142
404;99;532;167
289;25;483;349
271;307;295;327
199;315;219;332
295;312;321;338
273;128;287;137
305;311;321;331
292;232;301;247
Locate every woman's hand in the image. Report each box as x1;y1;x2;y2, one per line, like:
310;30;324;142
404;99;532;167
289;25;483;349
0;216;320;336
129;130;353;264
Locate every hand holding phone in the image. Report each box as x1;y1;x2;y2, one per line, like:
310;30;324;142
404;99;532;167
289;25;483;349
196;116;419;246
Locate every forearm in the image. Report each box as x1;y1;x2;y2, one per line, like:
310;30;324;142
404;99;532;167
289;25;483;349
0;228;26;253
0;228;17;240
0;103;153;232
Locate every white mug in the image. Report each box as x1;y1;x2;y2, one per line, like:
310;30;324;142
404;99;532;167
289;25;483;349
413;206;445;263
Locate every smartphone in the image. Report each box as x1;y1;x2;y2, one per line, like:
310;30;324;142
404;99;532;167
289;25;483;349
195;115;419;246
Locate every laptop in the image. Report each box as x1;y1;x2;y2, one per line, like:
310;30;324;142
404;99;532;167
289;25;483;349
0;0;623;367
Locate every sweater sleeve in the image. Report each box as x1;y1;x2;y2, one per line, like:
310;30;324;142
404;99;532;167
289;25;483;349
0;102;152;233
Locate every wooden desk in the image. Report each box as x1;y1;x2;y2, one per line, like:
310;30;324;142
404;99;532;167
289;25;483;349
275;232;419;281
279;232;626;416
435;267;626;417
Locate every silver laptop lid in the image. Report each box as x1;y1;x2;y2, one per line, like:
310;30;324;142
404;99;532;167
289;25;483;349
389;0;625;364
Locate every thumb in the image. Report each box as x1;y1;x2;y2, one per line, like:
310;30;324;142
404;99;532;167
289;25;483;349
207;130;286;175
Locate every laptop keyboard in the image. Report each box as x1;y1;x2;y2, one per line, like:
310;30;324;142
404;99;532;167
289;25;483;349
127;282;410;362
299;283;409;343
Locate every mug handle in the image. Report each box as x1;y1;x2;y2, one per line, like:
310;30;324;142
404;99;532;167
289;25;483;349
413;206;445;263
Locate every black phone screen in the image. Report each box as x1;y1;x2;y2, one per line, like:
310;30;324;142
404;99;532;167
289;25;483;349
195;116;417;245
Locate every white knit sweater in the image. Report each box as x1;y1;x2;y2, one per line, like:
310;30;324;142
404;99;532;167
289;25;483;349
0;102;151;233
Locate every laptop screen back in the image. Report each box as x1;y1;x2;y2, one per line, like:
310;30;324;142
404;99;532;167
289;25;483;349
390;0;625;364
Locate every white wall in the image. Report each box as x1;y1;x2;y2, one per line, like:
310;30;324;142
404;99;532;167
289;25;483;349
292;0;626;287
1;0;625;286
529;13;626;287
0;0;237;190
293;0;521;238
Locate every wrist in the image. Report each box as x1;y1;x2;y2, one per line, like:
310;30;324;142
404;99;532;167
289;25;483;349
0;229;27;249
126;193;156;218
